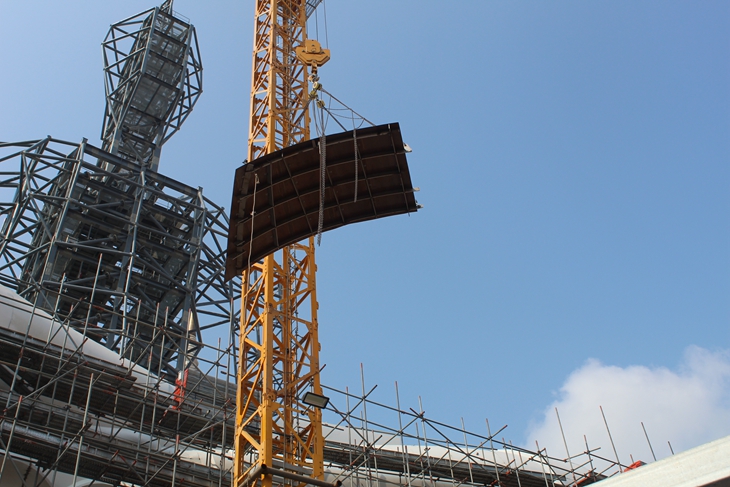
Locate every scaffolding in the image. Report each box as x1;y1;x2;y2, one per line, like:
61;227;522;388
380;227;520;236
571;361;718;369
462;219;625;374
0;137;237;381
0;282;621;486
0;283;236;486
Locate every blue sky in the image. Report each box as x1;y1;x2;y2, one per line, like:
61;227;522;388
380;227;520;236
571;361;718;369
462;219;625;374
1;0;728;461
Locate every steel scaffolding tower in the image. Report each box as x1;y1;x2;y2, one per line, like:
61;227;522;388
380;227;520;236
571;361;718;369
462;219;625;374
101;0;202;171
0;3;241;482
0;1;216;380
0;136;238;379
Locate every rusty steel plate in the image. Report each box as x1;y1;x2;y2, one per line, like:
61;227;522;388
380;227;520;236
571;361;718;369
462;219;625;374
226;122;418;279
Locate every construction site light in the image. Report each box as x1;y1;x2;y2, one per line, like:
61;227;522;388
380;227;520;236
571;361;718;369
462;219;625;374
302;392;330;409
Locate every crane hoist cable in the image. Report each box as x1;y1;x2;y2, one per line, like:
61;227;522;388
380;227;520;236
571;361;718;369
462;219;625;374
309;77;330;245
316;105;326;245
310;81;381;211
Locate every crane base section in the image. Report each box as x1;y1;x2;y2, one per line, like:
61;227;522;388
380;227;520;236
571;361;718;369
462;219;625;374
226;122;419;279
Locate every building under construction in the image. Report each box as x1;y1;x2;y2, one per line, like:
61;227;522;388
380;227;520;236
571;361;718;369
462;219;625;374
0;279;610;487
0;2;720;487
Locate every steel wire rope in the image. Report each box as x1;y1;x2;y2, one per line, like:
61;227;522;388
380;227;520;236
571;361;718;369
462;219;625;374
319;87;375;126
322;0;329;49
314;0;320;42
312;85;375;242
315;105;327;245
352;111;359;202
318;100;370;130
315;94;366;206
247;173;259;274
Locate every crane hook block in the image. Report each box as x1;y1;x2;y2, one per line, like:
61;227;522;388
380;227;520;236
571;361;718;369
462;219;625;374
296;39;330;67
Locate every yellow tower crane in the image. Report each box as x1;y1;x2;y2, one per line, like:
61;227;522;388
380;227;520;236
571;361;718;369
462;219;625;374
234;2;331;487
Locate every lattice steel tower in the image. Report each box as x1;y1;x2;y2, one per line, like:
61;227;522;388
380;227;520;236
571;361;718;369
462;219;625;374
101;0;202;172
0;1;235;380
235;2;330;487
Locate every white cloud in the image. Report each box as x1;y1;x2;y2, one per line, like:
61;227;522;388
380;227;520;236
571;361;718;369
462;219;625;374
524;346;730;473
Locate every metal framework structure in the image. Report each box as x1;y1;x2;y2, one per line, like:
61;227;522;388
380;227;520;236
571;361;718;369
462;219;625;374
235;2;326;487
101;0;202;171
0;284;620;486
0;4;241;484
0;1;210;381
0;137;238;380
0;282;239;487
246;2;311;160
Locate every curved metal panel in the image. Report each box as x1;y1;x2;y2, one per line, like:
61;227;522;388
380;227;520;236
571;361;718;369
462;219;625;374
226;122;418;280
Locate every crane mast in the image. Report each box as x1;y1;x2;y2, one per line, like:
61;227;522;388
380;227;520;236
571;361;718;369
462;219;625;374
235;2;327;487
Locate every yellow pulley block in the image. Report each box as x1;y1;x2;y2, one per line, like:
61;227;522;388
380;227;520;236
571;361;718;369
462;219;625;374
296;39;330;68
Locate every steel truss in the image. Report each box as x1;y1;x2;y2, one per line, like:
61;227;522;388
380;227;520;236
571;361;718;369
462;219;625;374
101;0;203;171
236;2;325;487
236;241;323;486
0;137;239;379
246;0;310;161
